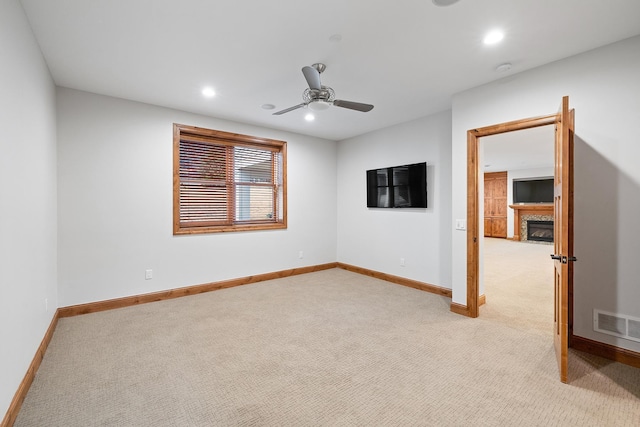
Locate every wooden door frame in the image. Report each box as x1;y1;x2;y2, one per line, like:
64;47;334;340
461;114;557;318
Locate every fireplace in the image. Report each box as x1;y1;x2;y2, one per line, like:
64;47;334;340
527;220;553;243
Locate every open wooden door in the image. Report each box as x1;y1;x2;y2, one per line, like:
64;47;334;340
552;96;575;383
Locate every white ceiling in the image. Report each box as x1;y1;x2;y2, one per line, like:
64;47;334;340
19;0;640;141
483;125;555;173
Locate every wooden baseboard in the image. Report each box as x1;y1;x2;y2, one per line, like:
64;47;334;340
450;296;485;316
61;262;453;318
1;310;60;427
59;263;338;318
450;302;471;316
571;335;640;369
336;263;452;298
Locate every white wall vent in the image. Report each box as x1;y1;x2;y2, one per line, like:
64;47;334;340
594;309;640;343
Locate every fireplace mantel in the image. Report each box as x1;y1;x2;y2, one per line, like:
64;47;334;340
509;203;554;241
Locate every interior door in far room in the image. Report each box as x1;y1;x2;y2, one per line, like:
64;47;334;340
484;172;507;238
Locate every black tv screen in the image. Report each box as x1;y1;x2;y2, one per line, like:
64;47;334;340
513;178;554;203
367;162;427;208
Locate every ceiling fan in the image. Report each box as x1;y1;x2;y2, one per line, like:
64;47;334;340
273;63;374;115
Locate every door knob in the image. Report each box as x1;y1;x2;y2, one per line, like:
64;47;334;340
550;254;577;263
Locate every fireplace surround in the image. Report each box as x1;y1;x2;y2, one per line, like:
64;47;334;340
527;220;554;242
510;203;554;242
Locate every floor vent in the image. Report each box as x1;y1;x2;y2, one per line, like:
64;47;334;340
594;310;640;343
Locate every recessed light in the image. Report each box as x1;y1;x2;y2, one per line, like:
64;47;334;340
483;30;504;45
261;103;275;110
432;0;460;6
305;113;315;122
202;87;216;97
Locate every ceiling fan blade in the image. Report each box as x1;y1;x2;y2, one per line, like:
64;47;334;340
272;103;306;115
333;99;374;112
302;66;322;90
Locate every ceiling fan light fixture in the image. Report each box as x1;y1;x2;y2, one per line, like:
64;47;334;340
308;101;331;112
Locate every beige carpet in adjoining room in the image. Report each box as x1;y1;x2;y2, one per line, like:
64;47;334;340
14;239;640;426
481;237;555;335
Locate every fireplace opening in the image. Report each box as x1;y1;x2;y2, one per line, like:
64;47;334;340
527;220;553;243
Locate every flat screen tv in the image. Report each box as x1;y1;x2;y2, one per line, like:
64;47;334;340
513;178;554;203
367;162;427;208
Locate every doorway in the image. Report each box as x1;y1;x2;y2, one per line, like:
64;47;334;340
461;114;557;318
480;125;555;316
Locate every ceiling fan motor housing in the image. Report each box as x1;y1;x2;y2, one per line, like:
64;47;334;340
303;86;335;103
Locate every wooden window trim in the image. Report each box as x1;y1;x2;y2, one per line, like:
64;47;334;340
173;124;287;235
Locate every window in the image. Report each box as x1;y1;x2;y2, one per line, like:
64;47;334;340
173;124;286;234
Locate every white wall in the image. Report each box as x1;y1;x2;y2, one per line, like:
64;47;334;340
337;111;452;288
57;88;338;306
506;167;554;238
0;0;58;417
451;35;640;352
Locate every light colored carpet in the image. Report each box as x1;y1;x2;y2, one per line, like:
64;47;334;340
482;237;554;336
14;240;640;426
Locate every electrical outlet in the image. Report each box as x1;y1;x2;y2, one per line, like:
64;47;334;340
145;269;153;280
400;258;405;267
298;251;304;259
